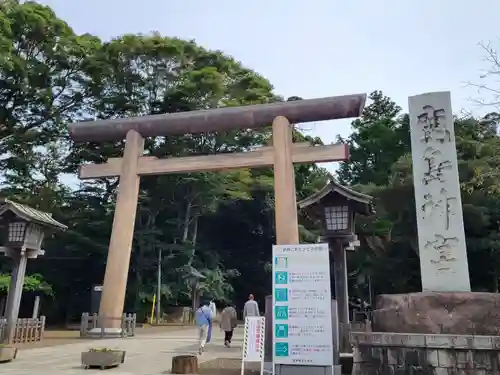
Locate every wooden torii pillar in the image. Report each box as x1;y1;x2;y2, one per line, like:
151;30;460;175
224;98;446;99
68;94;366;334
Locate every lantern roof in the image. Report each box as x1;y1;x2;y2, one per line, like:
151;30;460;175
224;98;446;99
0;199;67;230
297;180;375;215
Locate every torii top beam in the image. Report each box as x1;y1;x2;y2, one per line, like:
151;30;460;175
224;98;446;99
68;94;366;142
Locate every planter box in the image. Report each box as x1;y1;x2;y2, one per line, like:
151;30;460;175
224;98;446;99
81;350;126;370
0;347;18;363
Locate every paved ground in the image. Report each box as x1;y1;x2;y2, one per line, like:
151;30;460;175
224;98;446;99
1;327;243;375
13;325;192;350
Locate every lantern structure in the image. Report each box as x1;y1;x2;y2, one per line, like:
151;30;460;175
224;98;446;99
298;180;373;334
0;199;67;343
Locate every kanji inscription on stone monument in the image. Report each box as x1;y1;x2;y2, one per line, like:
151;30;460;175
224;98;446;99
409;91;470;292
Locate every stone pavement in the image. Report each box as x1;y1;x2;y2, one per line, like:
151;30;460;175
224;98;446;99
1;327;243;374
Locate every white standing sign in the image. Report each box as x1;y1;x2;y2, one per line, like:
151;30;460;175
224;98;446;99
272;243;333;366
241;316;265;375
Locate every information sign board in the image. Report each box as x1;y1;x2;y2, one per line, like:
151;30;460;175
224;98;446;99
272;243;333;366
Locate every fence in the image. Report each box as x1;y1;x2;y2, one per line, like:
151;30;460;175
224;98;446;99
339;311;372;353
0;316;46;344
182;307;192;324
80;313;136;338
149;307;192;325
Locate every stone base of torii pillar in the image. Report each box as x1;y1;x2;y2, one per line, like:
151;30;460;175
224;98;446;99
88;327;123;337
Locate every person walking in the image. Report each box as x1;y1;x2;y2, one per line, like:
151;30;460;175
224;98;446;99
220;303;237;348
243;293;260;318
195;300;213;355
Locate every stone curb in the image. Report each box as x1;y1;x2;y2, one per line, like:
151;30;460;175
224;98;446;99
350;332;500;350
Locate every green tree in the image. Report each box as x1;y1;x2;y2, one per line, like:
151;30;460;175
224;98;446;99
337;91;410;186
63;33;284;316
345;114;500;302
0;0;100;181
0;273;53;296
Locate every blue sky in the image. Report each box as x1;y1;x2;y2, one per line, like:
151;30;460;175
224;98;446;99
39;0;500;171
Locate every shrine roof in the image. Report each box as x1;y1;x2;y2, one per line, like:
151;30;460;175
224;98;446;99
0;199;67;230
297;180;374;215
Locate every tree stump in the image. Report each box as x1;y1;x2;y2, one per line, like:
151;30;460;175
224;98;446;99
171;355;199;374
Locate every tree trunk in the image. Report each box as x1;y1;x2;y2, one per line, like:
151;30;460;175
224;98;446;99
182;200;192;243
133;273;142;313
0;296;5;317
494;268;499;293
171;355;198;374
189;216;199;262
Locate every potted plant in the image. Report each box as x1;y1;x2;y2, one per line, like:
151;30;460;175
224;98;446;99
0;345;18;363
81;348;126;370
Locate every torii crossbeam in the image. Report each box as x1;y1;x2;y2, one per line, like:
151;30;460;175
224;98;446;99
68;94;366;334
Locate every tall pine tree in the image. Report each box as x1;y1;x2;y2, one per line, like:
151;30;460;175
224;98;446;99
337;91;410;186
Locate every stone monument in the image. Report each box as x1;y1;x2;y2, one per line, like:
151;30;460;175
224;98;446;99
351;92;500;375
371;91;500;334
411;91;470;292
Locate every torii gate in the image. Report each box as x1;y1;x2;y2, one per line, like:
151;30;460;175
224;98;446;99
68;94;366;334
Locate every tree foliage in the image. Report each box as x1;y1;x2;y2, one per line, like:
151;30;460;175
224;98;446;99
0;273;53;296
0;1;330;322
0;1;498;324
337;91;410;186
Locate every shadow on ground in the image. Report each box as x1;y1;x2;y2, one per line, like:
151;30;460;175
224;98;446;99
199;358;260;375
13;325;192;350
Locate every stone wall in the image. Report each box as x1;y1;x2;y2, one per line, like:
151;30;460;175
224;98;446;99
351;332;500;375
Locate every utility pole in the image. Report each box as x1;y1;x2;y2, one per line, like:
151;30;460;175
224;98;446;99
368;274;373;308
155;248;162;325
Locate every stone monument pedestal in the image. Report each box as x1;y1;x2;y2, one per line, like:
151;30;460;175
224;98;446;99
372;292;500;335
351;292;500;374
